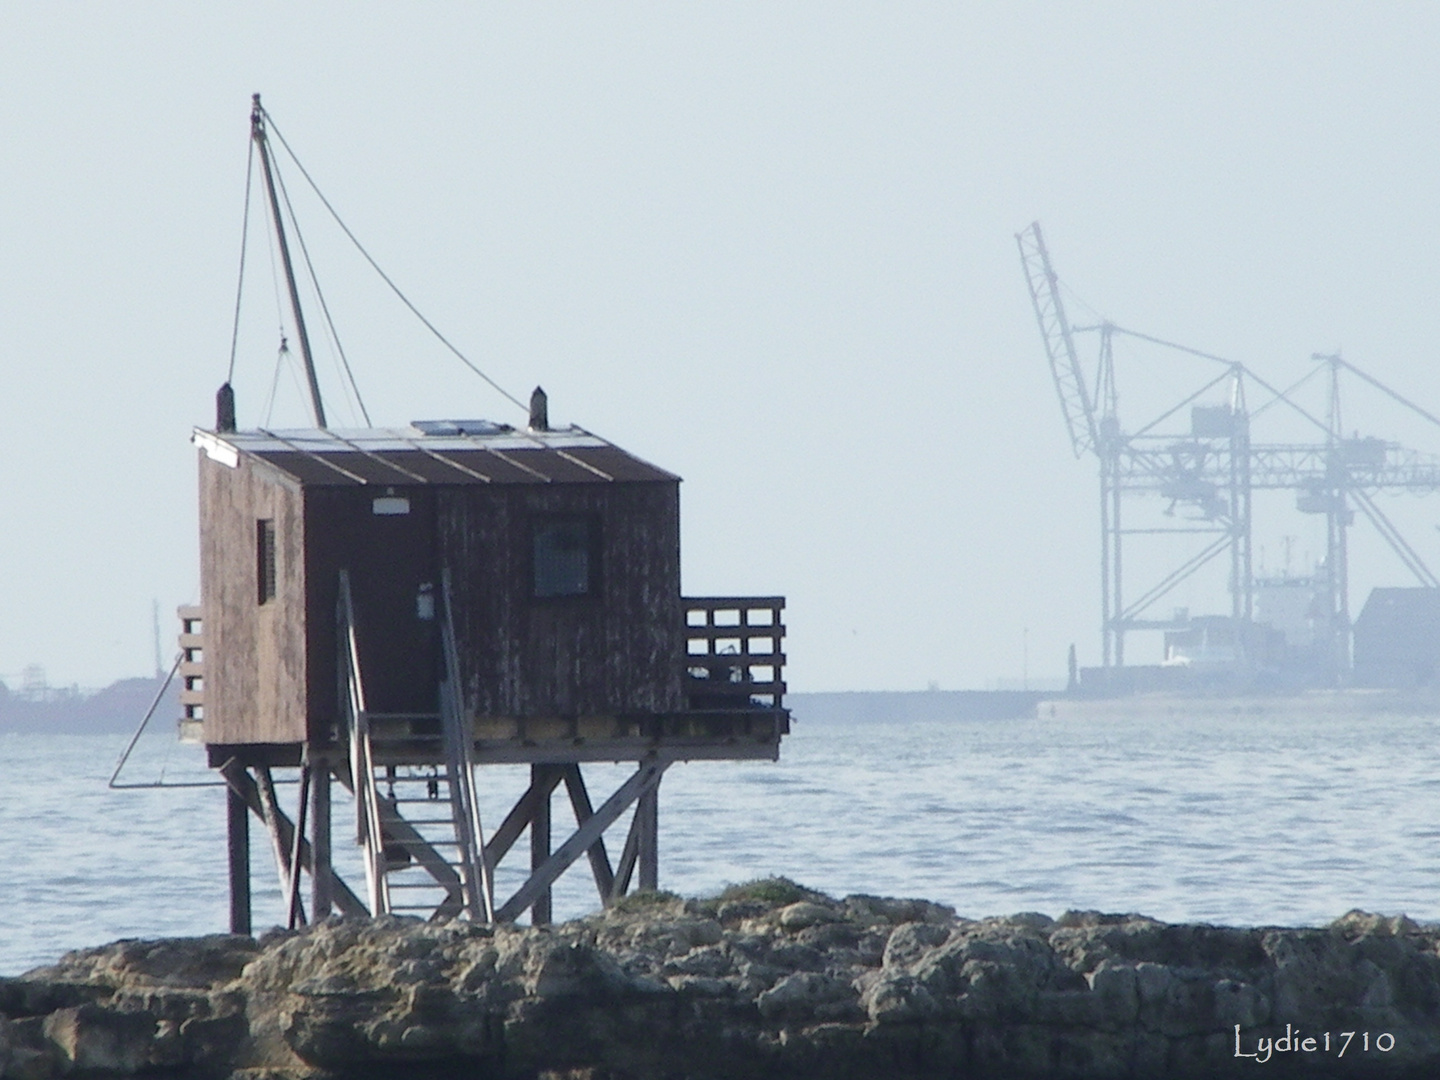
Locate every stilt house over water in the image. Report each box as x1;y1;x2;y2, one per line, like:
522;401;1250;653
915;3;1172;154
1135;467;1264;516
192;389;788;930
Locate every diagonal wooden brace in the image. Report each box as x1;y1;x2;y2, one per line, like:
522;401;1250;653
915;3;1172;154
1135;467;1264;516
219;760;368;918
561;764;614;899
483;766;564;867
494;760;669;922
611;810;642;900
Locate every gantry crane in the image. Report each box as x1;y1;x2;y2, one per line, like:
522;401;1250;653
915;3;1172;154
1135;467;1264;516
1018;222;1440;684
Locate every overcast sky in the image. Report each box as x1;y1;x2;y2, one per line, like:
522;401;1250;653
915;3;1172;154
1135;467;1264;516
4;3;1440;691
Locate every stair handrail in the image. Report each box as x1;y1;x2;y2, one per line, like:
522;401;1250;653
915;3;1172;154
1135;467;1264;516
440;567;495;920
338;569;389;915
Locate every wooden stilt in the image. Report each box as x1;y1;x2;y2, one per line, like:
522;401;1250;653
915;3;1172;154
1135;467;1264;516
638;779;659;892
483;767;563;867
611;808;642;900
254;766;297;901
286;764;312;929
495;760;667;922
560;764;615;901
530;764;552;925
311;757;333;920
226;780;251;935
219;760;368;918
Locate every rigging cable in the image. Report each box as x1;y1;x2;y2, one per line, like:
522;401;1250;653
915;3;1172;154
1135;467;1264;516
264;337;291;426
271;148;371;425
263;183;290;352
226;138;257;384
262;110;528;415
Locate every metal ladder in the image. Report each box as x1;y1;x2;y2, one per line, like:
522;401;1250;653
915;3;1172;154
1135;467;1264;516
339;570;494;920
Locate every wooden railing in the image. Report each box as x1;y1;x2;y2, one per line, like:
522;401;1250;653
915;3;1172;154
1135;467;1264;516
682;597;786;711
178;606;204;733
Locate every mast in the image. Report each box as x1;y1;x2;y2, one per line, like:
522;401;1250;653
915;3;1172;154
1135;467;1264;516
251;94;327;428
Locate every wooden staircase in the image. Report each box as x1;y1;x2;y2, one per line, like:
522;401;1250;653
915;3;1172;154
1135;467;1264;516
340;570;494;921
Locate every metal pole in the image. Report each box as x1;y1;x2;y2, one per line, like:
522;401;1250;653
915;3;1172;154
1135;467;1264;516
1112;461;1125;667
251;94;327;428
1100;456;1112;669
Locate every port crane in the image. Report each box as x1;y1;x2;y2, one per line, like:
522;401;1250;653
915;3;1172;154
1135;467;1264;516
1018;222;1440;683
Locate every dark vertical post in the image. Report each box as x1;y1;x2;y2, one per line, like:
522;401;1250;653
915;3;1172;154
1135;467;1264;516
311;757;333;920
227;782;252;935
638;779;659;892
530;764;552;924
286;764;312;929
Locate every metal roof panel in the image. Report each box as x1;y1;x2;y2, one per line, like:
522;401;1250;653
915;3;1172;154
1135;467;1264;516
195;425;678;486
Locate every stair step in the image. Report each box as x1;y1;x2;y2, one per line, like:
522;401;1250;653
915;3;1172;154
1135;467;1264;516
375;774;452;783
388;882;461;890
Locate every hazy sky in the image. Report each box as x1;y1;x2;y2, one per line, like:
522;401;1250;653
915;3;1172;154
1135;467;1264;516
4;3;1440;691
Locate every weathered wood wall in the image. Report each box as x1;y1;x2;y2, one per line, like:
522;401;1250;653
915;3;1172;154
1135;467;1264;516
203;455;682;746
199;454;308;745
441;481;683;718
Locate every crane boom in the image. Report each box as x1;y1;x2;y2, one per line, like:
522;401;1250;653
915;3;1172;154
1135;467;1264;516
1017;222;1097;458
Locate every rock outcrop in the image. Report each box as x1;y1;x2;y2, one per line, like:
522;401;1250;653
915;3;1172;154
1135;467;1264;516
3;882;1439;1078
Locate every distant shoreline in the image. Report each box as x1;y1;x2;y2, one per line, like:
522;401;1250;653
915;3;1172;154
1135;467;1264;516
11;682;1438;737
0;675;178;735
0;685;1046;736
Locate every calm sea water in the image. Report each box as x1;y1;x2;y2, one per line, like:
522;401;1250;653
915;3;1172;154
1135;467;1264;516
3;705;1438;975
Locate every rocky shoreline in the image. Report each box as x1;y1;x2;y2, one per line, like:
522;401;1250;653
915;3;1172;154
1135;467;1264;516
3;880;1439;1078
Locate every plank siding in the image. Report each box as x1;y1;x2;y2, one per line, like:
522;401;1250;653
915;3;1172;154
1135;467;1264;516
441;481;682;718
199;453;308;745
202;439;682;748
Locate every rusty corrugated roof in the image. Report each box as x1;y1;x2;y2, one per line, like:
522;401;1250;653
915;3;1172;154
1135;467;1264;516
192;424;679;486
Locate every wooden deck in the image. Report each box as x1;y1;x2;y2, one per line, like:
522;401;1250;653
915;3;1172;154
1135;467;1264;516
205;596;789;768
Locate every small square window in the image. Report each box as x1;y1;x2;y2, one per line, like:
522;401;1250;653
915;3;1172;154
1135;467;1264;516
257;519;277;604
533;518;596;598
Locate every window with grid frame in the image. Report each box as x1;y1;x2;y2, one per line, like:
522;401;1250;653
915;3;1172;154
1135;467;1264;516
532;516;598;598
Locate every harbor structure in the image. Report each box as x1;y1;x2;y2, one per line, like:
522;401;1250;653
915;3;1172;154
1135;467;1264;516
1018;222;1440;689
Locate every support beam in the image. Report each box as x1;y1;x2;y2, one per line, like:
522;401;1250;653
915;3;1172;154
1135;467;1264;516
560;764;614;900
611;808;642;900
495;760;668;922
637;781;659;892
226;780;251;935
310;758;333;921
530;764;552;925
219;760;368;918
483;766;564;867
254;766;303;923
286;765;312;929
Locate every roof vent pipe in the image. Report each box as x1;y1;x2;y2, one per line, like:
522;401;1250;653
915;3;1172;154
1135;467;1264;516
216;383;237;433
529;386;549;432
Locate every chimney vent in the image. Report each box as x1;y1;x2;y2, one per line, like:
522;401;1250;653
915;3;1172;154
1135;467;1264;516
216;383;237;433
529;386;549;432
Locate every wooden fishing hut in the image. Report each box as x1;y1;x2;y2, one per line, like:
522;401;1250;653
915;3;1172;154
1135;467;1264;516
192;394;788;930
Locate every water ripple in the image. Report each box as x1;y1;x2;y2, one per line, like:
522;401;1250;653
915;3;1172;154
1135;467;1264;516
3;708;1439;973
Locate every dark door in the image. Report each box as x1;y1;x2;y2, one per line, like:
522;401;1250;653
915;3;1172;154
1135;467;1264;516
344;487;441;716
